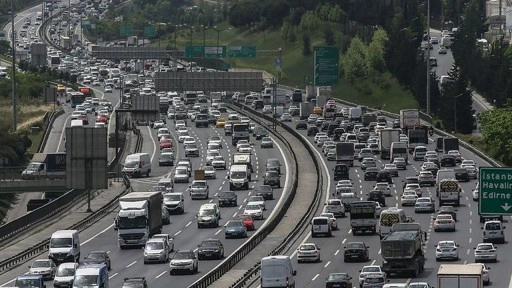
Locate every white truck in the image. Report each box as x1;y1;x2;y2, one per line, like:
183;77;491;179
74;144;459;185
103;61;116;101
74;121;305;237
379;128;401;160
117;192;163;249
21;153;66;180
233;153;253;173
390;141;408;163
316;94;328;108
300;102;314;119
437;264;483;288
349;106;363;122
399;109;421;130
316;86;332;99
438;179;461;206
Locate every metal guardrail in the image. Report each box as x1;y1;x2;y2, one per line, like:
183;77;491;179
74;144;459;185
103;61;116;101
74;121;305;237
226;104;325;288
189;101;321;288
0;128;139;275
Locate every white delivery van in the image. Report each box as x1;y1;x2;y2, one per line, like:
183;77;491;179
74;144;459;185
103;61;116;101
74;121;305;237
73;264;108;288
260;255;296;288
122;153;151;177
228;164;250;190
70;119;83;127
48;230;80;264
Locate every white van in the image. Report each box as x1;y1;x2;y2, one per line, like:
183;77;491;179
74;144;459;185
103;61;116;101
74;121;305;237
229;164;250;190
48;230;80;264
70;119;83;127
379;208;408;238
311;216;332;237
436;169;456;187
53;262;79;288
122;153;151;177
73;264;108;288
390;141;408;163
260;255;296;288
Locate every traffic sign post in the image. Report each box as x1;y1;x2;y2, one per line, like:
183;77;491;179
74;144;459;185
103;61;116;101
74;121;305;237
479;167;512;215
120;25;133;37
314;46;340;86
143;26;156;38
185;46;227;58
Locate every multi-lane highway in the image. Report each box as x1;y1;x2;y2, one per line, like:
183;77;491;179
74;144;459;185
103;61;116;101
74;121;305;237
0;106;292;288
246;102;511;288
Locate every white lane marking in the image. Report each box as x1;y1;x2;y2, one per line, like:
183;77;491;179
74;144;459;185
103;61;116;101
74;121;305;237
174;230;181;236
186;221;192;227
324;261;330;268
371;259;376;265
233;212;238;218
155;271;167;278
82;224;115;244
56;114;71;152
108;273;118;279
215;229;222;235
334;250;339;256
126;261;137;268
312;274;319;281
342;238;347;244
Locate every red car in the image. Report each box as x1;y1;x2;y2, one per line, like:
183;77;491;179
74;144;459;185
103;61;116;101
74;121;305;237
159;139;173;149
238;214;255;231
96;115;108;123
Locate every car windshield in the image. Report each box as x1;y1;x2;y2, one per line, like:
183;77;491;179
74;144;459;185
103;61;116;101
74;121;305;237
246;204;259;210
176;169;187;175
477;244;493;250
347;243;364;249
226;221;243;227
146;242;164;250
231;171;246;178
86;252;105;259
262;137;271;141
328;273;349;281
192;182;206;188
362;267;380;273
221;192;235;198
200;240;220;247
164;194;181;201
56;266;75;276
299;244;316;251
173;252;192;260
50;237;72;248
73;275;98;288
199;209;215;216
266;171;278;177
417;198;430;203
204;166;214;171
32;260;51;268
15;279;42;288
485;223;501;230
438;242;455;247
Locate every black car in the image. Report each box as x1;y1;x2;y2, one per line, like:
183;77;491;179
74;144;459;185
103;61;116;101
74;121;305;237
218;191;237;207
367;190;385;206
197;239;224;260
296;120;307;130
307;125;319;136
158;153;174;166
364;167;379;181
122;277;148;288
454;167;470;182
266;158;281;175
376;170;393;184
334;164;350;181
325;273;353;288
392;119;400;128
255;185;274;200
440;155;456;167
343;242;370;262
263;171;281;188
253;126;269;140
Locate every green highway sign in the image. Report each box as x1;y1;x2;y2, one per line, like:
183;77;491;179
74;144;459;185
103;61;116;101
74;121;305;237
143;26;156;37
228;45;256;58
314;46;340;86
120;26;133;37
185;46;227;58
479;167;512;215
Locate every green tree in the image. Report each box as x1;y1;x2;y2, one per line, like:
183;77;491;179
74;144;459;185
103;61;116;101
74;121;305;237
302;34;311;56
341;37;368;81
366;28;388;73
479;104;512;164
440;65;474;133
323;26;335;45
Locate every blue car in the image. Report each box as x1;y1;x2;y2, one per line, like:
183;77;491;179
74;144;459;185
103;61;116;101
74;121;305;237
224;220;247;239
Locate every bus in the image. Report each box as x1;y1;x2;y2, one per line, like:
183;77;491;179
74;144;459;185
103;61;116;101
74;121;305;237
183;91;198;105
378;207;409;238
70;92;85;108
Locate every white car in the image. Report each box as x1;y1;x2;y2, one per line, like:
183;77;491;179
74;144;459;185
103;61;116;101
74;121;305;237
296;243;321;263
262;105;272;114
461;159;476;167
447;150;462;162
169;250;198;275
154;121;166;129
243;202;264;220
415;197;435;213
374;182;391;196
183;136;196;146
104;86;113;93
435;240;459;261
472;185;479;201
401;191;418;206
462;165;478;179
474;243;497;263
433;214;456;232
236;140;250;150
359;265;386;287
211;156;227;170
238;143;252;153
203;165;216;179
248;195;266;210
384;163;398;177
314;132;327;143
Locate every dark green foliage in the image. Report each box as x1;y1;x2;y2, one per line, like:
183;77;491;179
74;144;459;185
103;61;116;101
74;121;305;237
302;34;311;56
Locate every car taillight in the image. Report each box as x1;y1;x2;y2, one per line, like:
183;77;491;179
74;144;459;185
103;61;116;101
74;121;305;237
435;221;440;224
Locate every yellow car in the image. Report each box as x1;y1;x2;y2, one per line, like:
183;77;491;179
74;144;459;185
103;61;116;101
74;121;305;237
216;118;226;128
57;84;66;92
313;106;323;116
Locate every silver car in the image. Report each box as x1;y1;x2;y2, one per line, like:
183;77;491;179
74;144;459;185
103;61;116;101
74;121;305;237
474;243;497;263
414;197;435;213
435;240;459;261
144;238;170;264
433;214;455;232
173;167;189;183
28;259;57;280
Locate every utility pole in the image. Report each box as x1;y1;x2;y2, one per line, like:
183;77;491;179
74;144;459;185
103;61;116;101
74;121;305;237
272;78;277;131
426;0;431;116
10;0;17;132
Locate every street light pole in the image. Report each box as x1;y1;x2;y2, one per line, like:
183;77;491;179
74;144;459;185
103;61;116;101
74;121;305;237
426;0;431;116
10;0;17;132
203;25;206;70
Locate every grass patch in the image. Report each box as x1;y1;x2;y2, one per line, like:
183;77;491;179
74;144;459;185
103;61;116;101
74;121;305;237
159;24;417;113
26;130;44;155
